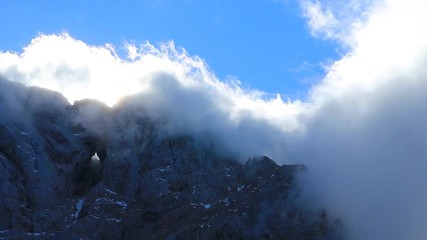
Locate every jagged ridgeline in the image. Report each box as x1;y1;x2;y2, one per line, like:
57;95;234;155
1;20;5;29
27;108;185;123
0;79;344;239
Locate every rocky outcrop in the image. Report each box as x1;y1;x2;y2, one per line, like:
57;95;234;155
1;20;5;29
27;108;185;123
0;79;344;239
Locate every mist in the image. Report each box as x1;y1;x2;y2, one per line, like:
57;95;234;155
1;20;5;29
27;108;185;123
1;1;426;239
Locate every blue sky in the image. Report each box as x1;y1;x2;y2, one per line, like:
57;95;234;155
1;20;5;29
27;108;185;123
0;0;339;98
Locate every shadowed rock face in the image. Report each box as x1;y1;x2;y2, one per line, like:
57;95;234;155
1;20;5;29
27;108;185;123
0;79;344;240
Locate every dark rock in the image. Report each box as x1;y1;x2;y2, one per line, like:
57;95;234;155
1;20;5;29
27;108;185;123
0;79;345;240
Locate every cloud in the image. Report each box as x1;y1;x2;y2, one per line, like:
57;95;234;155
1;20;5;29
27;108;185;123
300;0;375;46
296;1;427;239
0;0;426;239
0;32;304;161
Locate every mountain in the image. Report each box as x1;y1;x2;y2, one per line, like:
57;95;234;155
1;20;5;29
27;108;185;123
0;79;344;239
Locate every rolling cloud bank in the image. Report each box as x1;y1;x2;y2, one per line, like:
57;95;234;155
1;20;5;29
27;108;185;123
1;1;426;239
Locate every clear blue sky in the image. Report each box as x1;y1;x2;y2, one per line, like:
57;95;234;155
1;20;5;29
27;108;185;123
0;0;339;98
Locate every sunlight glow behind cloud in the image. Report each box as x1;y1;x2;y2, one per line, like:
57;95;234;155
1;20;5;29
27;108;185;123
0;1;426;239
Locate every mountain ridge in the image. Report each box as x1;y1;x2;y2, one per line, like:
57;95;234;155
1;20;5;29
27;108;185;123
0;79;343;239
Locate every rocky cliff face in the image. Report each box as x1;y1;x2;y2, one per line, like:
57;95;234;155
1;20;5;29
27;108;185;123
0;79;343;239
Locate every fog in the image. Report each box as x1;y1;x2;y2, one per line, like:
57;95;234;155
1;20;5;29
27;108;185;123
1;1;426;239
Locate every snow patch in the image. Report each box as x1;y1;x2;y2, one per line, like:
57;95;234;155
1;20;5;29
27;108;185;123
105;187;118;195
201;203;212;209
89;214;100;219
95;198;127;209
71;198;85;218
157;165;172;172
106;218;122;222
115;200;128;209
26;232;53;236
221;197;230;206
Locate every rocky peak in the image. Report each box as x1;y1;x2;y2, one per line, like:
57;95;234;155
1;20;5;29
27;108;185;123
0;79;344;239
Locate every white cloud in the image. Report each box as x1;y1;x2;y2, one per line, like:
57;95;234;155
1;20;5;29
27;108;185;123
300;0;375;45
0;0;426;239
301;0;338;39
0;32;305;160
297;1;427;239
